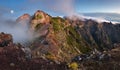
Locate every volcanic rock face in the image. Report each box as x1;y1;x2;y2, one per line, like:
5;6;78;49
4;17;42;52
31;10;51;30
0;32;67;70
16;14;31;26
17;10;119;62
0;41;67;70
0;32;13;47
17;14;31;21
0;10;120;70
75;19;120;51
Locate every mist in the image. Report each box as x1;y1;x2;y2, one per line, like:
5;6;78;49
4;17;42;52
0;0;115;44
84;16;109;23
0;16;31;43
32;0;110;23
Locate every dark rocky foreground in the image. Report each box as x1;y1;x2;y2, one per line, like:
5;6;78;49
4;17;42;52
0;46;68;70
72;45;120;70
0;33;68;70
0;33;120;70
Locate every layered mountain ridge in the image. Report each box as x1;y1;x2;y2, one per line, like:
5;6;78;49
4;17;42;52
17;10;120;62
0;10;120;70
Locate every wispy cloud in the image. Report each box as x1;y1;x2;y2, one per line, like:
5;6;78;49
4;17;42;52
28;0;76;15
0;6;32;43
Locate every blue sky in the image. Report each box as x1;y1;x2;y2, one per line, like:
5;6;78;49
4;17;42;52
0;0;120;18
76;0;120;13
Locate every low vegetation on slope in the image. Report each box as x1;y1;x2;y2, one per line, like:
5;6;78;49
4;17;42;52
28;10;120;63
0;10;120;70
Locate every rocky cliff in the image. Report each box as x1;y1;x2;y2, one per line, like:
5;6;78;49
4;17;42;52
0;10;119;70
15;10;120;62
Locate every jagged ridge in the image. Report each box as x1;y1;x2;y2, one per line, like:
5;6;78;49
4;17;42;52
17;10;120;62
0;10;119;70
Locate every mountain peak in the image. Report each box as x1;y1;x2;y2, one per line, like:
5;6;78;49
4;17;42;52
30;10;51;30
35;10;46;15
17;13;31;21
33;10;50;22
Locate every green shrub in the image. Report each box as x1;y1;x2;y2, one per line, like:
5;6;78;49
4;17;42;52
35;23;43;31
66;26;91;54
68;62;78;70
53;22;60;32
36;14;43;19
51;17;64;32
45;52;56;61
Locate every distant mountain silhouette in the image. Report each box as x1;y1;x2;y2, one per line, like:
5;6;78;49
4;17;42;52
83;13;120;23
